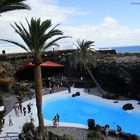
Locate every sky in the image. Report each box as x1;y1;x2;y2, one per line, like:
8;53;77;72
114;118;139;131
0;0;140;53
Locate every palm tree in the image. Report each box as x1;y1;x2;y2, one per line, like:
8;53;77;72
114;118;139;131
69;39;106;95
0;18;69;139
0;0;30;14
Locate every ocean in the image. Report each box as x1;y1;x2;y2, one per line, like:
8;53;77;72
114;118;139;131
111;46;140;53
98;46;140;53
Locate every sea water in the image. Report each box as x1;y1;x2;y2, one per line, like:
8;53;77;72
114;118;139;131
113;46;140;53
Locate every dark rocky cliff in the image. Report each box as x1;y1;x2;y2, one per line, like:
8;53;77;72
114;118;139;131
12;52;140;99
96;54;140;99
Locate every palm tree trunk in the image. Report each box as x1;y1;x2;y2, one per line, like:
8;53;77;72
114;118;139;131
34;65;47;139
86;66;106;95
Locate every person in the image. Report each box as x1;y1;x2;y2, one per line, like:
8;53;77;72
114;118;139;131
48;80;52;88
56;113;60;124
67;85;71;93
2;118;5;124
30;113;34;123
104;124;110;136
13;104;19;116
27;103;32;113
23;107;26;116
80;76;83;80
116;125;122;135
9;115;13;126
19;102;22;114
87;88;90;93
15;107;19;117
53;115;57;128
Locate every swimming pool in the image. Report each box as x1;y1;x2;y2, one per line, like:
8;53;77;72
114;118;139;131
42;95;140;136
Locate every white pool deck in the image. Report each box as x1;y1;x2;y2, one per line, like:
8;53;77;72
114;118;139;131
0;87;140;136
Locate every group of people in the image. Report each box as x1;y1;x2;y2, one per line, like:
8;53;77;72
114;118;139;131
13;102;22;117
104;124;122;136
8;102;33;126
53;113;60;127
13;102;32;117
48;77;63;94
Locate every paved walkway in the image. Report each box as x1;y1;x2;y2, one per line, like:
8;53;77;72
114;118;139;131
0;90;17;115
0;87;67;115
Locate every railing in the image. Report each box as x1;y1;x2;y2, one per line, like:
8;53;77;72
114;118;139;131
0;132;19;140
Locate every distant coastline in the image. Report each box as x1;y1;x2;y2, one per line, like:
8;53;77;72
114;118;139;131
0;45;140;55
113;46;140;53
99;46;140;53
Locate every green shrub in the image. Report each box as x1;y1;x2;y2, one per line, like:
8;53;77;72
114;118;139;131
75;92;80;96
22;122;34;134
62;134;74;140
87;130;104;140
88;119;95;130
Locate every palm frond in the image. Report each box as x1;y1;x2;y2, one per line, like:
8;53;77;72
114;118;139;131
0;0;30;14
0;39;28;51
44;36;71;50
0;17;70;59
69;39;97;70
40;19;51;34
10;22;31;49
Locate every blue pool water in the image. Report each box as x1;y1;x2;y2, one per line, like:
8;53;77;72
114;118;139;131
42;96;140;136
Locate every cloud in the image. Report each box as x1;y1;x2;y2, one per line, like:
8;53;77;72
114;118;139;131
62;16;140;48
0;0;79;53
0;0;140;53
0;0;76;27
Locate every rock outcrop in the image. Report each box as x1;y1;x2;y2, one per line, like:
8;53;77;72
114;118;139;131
96;54;140;99
122;103;134;110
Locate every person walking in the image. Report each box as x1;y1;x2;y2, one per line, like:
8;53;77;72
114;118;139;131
9;115;13;126
15;107;19;117
27;103;32;113
19;102;23;114
23;107;26;116
116;125;122;135
13;104;18;116
67;85;71;93
53;115;57;128
105;124;110;136
56;113;60;124
30;113;34;123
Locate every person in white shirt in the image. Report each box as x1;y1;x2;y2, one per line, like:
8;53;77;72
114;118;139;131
9;115;13;126
30;113;34;123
